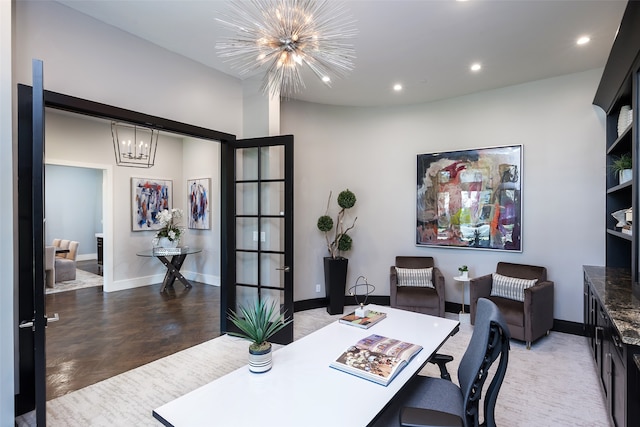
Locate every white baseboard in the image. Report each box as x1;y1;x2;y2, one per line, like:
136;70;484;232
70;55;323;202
77;253;97;261
106;271;220;293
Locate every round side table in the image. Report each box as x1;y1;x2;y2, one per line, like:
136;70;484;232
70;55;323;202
453;275;471;324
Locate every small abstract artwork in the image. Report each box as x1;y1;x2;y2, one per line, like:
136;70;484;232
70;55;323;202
416;145;522;251
188;178;210;229
131;178;172;231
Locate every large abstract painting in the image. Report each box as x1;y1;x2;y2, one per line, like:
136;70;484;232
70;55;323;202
187;178;210;229
131;177;172;231
416;145;522;251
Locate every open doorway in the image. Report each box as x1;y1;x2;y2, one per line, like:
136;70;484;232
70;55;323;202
42;108;225;399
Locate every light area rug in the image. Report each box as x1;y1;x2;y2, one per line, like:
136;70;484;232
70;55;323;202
46;270;103;294
42;308;611;427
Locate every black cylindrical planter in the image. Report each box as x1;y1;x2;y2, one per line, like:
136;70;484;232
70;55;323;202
324;257;348;315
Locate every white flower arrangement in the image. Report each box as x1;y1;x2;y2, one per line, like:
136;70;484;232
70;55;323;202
153;208;184;245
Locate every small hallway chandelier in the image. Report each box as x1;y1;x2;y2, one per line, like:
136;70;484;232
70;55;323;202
216;0;357;97
111;122;159;168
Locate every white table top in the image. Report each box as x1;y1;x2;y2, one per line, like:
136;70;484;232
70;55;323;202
153;304;459;427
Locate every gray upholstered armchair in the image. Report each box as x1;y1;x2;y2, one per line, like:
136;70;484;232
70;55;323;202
54;240;79;282
470;261;554;349
390;256;445;318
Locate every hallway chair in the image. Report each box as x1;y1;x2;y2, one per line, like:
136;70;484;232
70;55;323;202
55;240;79;282
373;298;511;427
470;262;554;349
390;256;445;318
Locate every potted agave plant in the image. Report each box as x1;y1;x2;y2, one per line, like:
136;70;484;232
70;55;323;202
317;189;357;315
227;298;292;373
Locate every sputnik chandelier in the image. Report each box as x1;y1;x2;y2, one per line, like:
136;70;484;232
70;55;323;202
216;0;357;97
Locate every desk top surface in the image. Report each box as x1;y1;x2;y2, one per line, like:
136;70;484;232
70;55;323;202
136;247;201;257
153;304;459;427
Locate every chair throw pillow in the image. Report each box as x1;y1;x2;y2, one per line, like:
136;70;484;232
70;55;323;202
395;267;434;288
490;272;538;302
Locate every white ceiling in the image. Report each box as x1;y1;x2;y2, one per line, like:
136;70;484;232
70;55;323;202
55;0;627;107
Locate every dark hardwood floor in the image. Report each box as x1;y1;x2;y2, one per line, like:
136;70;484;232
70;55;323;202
45;261;221;400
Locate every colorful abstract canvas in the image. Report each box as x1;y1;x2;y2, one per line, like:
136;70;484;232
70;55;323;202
416;145;522;251
188;178;210;230
131;178;172;231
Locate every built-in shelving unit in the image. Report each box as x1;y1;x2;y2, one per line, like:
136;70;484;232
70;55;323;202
591;2;640;426
594;3;639;281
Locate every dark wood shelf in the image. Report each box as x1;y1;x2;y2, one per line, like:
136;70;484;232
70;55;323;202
607;228;633;241
608;125;633;155
607;180;633;194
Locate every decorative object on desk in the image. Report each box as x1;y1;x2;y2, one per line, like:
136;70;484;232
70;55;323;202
330;334;422;386
131;178;172;231
153;208;184;248
187;178;210;230
458;265;469;280
318;189;357;315
609;153;632;184
349;275;375;317
617;105;633;136
227;298;292;373
215;0;357;98
339;310;386;329
417;145;522;251
112;122;158;168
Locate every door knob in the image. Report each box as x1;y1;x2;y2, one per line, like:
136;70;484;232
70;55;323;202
276;266;291;272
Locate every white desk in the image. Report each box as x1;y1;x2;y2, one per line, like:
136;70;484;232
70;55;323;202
153;304;459;427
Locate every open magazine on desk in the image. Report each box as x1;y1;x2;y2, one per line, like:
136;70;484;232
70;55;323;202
330;334;422;386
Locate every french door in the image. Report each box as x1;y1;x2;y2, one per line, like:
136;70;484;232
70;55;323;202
15;60;48;424
222;135;294;345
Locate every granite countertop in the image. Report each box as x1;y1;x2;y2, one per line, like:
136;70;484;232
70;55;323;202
584;265;640;346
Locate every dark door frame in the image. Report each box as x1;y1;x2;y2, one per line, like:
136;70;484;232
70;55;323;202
15;85;236;417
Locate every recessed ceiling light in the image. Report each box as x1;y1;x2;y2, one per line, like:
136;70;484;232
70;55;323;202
393;84;403;91
322;76;331;83
470;63;482;72
577;36;591;45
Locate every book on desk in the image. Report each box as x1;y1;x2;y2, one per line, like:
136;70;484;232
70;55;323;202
330;334;422;386
338;310;386;329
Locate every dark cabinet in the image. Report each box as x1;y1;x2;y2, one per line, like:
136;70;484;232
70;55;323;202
584;267;639;427
96;235;103;275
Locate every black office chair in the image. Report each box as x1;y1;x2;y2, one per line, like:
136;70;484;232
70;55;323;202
373;298;510;427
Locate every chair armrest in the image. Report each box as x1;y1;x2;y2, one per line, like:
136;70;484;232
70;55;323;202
428;353;453;380
432;267;446;318
390;266;398;306
400;407;463;427
469;273;492;324
524;280;554;340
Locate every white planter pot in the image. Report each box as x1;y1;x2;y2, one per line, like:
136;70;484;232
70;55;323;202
249;343;272;373
460;271;468;280
620;169;632;184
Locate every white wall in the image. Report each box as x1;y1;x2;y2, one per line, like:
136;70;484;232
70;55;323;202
15;0;242;136
182;137;222;285
282;69;606;323
45;164;103;258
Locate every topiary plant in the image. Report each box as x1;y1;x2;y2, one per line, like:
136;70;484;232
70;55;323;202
317;189;357;259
